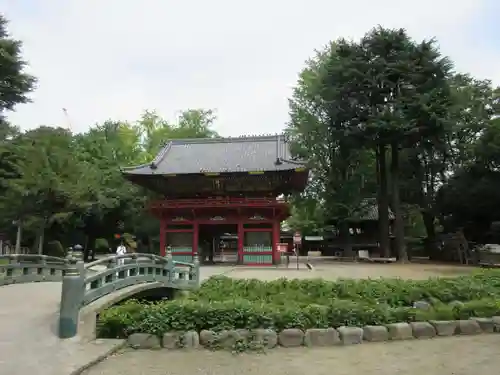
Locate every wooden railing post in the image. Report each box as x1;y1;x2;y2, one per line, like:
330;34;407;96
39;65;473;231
58;255;85;339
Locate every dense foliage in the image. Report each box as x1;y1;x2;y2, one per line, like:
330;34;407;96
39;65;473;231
286;27;500;258
98;272;500;338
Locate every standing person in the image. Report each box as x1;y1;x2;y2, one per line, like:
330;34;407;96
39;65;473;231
219;239;226;262
116;241;127;266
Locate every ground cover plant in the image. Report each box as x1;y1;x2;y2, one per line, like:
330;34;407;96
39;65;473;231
97;270;500;339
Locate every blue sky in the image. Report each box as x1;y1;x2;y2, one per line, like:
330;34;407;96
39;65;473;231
2;0;499;136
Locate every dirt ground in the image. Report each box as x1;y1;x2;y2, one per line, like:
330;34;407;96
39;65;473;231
85;334;500;375
223;261;473;281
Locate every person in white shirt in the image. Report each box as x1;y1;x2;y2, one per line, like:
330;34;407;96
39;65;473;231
116;242;127;266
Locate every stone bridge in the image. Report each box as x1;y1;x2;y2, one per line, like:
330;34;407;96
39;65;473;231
0;252;200;339
0;252;205;374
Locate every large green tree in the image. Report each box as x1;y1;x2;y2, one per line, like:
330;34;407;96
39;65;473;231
0;15;36;119
349;27;453;260
0;127;92;253
287;41;377;252
399;74;499;252
0;15;36;249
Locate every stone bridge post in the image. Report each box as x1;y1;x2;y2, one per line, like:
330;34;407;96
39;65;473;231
193;253;200;285
58;252;85;339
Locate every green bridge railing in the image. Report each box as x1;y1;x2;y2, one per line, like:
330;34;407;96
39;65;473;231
0;252;200;339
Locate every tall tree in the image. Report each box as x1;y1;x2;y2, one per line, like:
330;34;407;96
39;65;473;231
353;27;453;261
287;41;377;253
0;15;36;119
399;74;499;252
0;127;92;253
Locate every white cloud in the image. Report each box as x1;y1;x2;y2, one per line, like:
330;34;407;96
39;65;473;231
2;0;498;136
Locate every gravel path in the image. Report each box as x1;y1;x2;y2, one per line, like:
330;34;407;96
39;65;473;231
85;335;500;375
0;282;123;375
224;262;472;281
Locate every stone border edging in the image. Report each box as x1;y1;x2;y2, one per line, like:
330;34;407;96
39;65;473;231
125;317;500;350
69;340;127;375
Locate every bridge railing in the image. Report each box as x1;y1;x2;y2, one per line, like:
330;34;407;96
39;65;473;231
82;253;199;305
1;252;200;339
0;254;67;286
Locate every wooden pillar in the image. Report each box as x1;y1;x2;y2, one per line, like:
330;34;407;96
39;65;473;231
237;221;244;264
193;221;199;259
272;219;280;264
159;215;166;257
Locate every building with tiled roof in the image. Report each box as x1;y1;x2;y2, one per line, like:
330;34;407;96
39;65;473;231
122;134;309;265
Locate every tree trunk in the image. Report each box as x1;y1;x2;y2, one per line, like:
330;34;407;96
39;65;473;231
422;210;439;257
390;142;408;262
37;226;45;255
377;144;390;257
340;220;354;258
15;222;22;254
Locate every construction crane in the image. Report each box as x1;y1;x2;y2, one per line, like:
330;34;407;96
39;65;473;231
62;108;73;131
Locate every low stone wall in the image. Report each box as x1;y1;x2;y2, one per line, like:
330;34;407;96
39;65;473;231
126;316;500;350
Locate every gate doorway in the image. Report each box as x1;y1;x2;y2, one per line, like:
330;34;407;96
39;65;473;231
198;224;238;264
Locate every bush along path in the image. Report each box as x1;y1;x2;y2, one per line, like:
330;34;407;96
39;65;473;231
97;271;500;352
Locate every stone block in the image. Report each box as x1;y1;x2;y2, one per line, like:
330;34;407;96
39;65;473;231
278;329;304;347
162;332;180;349
410;321;436;339
492;316;500;332
199;330;216;347
217;330;243;349
455;320;482;335
338;326;363;345
161;331;199;349
304;328;340;347
470;317;494;333
251;329;278;349
128;333;161;349
386;323;413;340
183;331;199;348
429;320;457;336
363;325;389;342
236;329;250;341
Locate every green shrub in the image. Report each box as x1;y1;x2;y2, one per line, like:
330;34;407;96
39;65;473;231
97;298;500;339
45;240;66;257
190;271;500;307
97;270;500;338
95;238;110;254
97;300;144;338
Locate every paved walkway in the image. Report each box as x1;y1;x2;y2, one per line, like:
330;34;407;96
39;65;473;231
0;266;231;375
85;334;500;375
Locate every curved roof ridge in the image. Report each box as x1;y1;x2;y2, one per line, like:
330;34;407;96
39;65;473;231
167;134;286;145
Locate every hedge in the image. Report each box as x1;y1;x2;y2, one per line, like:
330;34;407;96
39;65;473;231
189;271;500;307
97;270;500;339
97;298;500;339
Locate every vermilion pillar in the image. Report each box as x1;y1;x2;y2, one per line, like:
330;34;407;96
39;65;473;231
272;219;280;264
159;215;166;257
237;221;244;264
193;221;199;258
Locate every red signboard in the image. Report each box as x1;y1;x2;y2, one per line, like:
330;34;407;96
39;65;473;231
293;231;301;245
277;243;288;253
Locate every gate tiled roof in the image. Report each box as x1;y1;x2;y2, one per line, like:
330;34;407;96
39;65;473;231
122;135;304;175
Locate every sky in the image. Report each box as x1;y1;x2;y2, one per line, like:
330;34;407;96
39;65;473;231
2;0;500;136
